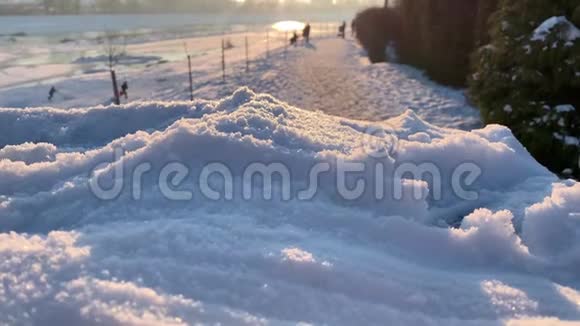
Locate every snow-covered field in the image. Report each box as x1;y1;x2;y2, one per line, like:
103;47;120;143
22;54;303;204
1;23;479;128
0;14;341;96
1;25;579;325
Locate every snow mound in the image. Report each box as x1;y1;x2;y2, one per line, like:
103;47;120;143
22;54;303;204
0;88;579;325
0;101;214;148
0;142;57;164
531;16;580;42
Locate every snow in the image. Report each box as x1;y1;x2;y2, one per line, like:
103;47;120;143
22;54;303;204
522;180;580;258
1;22;579;324
531;16;580;42
553;133;580;147
0;36;481;131
220;38;481;129
0;87;579;324
0;64;74;89
555;104;575;113
0;142;57;164
72;54;163;65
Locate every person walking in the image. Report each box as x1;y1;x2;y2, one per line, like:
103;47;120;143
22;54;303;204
119;81;129;100
338;21;346;39
48;86;57;101
302;23;311;44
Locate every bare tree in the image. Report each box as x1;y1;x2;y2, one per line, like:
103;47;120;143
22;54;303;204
102;31;126;69
102;31;126;105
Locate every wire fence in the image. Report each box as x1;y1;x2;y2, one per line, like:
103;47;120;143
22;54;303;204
215;22;341;78
167;22;342;102
79;22;344;105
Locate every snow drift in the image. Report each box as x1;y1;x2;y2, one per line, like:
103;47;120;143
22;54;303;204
0;88;579;325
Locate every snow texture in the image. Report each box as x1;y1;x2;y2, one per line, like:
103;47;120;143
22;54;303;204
0;88;579;325
531;16;580;42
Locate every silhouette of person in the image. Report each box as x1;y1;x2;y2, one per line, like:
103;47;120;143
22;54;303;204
338;21;346;39
290;32;298;46
48;86;57;101
302;23;311;44
120;81;128;99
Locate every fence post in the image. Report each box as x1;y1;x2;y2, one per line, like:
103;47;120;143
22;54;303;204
110;69;120;105
221;38;226;82
245;35;249;72
187;54;193;101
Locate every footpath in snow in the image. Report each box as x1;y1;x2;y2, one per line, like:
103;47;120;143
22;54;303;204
0;88;579;325
0;36;481;130
207;38;481;130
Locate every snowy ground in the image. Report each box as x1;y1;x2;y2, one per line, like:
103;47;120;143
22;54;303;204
204;38;481;129
2;29;579;325
0;33;480;130
0;88;579;325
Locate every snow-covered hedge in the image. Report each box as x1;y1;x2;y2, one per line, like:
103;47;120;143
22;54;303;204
471;5;580;178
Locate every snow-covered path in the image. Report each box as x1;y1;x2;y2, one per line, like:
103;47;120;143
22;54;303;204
270;39;370;119
198;37;482;130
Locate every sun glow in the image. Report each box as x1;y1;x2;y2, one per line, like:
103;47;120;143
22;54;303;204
272;20;306;32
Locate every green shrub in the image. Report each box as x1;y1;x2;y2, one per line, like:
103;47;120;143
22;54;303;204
470;0;580;178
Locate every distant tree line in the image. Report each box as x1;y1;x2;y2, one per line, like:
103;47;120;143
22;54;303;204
42;0;81;14
354;0;580;178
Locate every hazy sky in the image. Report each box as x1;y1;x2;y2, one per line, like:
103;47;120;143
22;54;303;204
1;0;384;4
0;0;385;14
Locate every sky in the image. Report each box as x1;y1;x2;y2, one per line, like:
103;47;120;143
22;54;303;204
1;0;384;4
